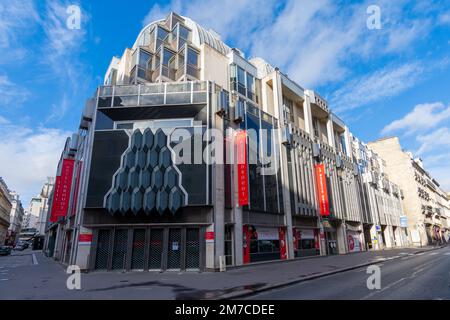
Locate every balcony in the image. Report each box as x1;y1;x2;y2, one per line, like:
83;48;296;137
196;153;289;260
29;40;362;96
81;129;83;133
97;81;208;108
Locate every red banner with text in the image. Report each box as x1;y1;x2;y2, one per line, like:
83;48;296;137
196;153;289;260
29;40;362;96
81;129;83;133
315;164;330;216
50;159;75;222
236;130;249;206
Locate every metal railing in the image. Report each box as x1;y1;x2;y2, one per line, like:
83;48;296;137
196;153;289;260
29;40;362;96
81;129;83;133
98;81;208;108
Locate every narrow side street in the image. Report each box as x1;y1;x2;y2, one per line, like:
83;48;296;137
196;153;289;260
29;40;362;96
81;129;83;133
0;246;447;300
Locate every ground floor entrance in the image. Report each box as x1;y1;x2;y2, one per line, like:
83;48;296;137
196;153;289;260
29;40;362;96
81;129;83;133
91;226;204;272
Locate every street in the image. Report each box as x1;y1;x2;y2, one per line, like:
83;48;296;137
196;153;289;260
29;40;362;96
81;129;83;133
247;246;450;300
0;246;448;299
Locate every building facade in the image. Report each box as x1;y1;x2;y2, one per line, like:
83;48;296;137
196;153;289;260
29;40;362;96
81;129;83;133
368;137;449;246
6;191;24;246
352;137;408;250
0;177;12;245
44;12;412;272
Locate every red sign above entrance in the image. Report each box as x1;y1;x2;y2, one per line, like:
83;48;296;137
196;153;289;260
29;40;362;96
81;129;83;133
315;164;330;216
236;130;249;206
50;159;75;222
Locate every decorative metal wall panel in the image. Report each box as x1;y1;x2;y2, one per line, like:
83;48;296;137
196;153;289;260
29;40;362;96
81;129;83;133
105;128;188;215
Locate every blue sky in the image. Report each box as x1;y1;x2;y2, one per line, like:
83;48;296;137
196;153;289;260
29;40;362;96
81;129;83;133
0;0;449;206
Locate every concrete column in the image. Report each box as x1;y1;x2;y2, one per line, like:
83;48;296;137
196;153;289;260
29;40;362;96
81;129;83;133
273;70;294;260
343;126;352;158
326;115;335;149
303;94;314;140
337;221;347;254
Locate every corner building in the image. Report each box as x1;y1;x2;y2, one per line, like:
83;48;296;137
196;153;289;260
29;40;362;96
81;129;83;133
45;12;404;271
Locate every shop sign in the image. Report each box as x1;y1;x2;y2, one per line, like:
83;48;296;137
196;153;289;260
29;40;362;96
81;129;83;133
375;225;381;232
78;233;92;243
314;164;329;216
205;231;215;242
50;159;75;222
299;229;315;239
236;130;249;206
257;228;279;240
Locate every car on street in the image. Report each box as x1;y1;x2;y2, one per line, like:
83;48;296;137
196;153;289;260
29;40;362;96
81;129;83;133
0;246;12;256
14;242;28;251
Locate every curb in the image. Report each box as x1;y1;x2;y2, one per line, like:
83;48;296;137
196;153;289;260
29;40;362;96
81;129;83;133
217;246;446;300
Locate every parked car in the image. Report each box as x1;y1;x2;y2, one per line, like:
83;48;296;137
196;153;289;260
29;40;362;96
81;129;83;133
0;246;12;256
14;242;28;251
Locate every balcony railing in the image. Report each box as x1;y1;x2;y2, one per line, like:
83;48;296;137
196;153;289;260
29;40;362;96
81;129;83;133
97;81;208;108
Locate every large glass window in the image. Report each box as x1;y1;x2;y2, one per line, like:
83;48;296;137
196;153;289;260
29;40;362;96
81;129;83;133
237;66;246;96
187;47;198;67
247;74;255;101
138;49;151;68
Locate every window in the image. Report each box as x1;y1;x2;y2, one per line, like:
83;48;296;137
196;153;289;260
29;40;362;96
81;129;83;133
187;47;198;67
138;49;151;68
313;118;320;138
283;97;294;124
116;123;134;130
237;66;246;96
247;74;255;101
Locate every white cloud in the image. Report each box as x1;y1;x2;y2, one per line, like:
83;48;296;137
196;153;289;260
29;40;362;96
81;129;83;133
382;102;450;135
415;127;450;155
0;74;29;108
331;62;423;112
0;117;71;204
0;0;40;63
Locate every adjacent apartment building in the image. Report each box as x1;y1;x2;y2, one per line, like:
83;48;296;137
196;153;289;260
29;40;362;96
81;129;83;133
6;191;24;246
368;137;449;246
0;178;12;244
44;12;409;272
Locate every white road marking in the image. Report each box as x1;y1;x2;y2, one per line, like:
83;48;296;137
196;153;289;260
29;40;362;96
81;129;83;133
0;279;8;281
361;277;407;300
32;253;38;265
429;252;438;256
444;252;450;256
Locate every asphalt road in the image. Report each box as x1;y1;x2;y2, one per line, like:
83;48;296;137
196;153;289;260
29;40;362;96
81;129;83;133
247;246;450;300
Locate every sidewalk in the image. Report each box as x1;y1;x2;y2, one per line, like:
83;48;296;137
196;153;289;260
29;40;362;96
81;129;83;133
0;245;445;299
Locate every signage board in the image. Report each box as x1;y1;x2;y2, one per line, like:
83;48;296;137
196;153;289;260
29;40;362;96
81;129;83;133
314;164;330;216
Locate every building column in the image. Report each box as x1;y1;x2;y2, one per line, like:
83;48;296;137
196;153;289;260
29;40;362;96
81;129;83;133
303;94;314;140
326;115;335;149
273;70;294;260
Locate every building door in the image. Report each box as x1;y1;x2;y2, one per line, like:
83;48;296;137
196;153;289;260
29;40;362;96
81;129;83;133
326;231;338;255
185;228;200;270
111;229;128;270
224;225;233;266
148;228;164;270
131;229;146;270
167;228;182;270
95;229;111;270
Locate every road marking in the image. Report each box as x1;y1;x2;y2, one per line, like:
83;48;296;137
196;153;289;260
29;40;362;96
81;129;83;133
0;279;8;281
444;253;450;256
429;252;438;256
361;277;407;300
32;253;38;265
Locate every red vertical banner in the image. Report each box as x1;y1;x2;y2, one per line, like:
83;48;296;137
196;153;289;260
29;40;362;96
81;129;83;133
236;130;249;206
50;159;75;222
279;227;287;260
315;164;330;216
